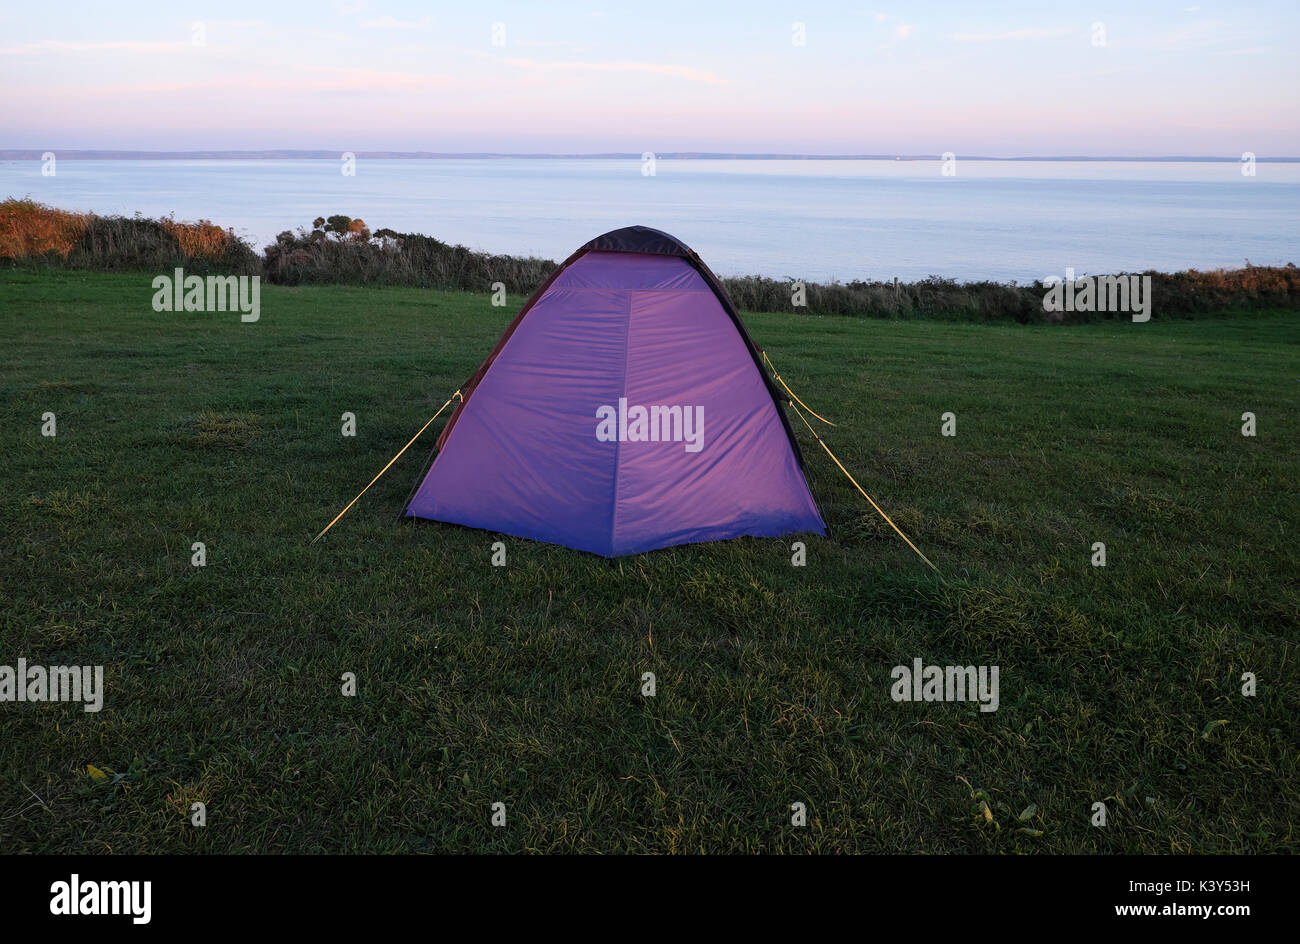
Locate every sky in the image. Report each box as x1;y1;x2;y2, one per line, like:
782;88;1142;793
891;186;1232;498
2;1;1297;156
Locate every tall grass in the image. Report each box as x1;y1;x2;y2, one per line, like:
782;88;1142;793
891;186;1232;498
1;198;259;275
4;198;1297;321
722;267;1300;322
0;198;90;257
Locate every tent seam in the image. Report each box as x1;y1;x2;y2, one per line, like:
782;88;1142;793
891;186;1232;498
608;289;633;557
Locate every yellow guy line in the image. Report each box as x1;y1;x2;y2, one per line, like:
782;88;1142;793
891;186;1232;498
786;398;942;577
762;350;836;426
311;390;462;544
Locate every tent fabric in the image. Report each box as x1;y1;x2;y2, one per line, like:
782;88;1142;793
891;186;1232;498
404;228;826;557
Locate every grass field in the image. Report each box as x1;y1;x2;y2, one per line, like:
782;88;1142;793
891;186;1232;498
1;268;1296;853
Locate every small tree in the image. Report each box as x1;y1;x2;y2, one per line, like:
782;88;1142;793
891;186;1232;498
324;215;353;239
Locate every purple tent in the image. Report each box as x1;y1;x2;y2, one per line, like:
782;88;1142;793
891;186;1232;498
404;226;825;556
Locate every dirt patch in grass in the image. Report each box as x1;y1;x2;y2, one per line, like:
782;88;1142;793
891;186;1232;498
185;411;263;449
24;489;105;520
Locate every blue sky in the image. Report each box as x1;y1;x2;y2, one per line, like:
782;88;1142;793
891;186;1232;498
2;1;1297;155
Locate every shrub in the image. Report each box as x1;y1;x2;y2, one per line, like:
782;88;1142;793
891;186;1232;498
5;199;1296;321
0;197;90;258
1;199;258;276
261;219;554;292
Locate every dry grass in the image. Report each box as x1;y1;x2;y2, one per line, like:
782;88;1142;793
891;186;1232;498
0;198;259;274
0;197;90;257
160;217;241;261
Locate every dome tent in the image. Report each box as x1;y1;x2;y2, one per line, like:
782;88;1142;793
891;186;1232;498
402;226;826;557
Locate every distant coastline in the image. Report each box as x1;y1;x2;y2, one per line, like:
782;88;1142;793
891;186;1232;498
2;149;1299;163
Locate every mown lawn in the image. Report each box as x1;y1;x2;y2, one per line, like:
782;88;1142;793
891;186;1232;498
1;268;1295;853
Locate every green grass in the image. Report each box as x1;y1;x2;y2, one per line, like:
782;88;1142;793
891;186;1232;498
1;268;1296;853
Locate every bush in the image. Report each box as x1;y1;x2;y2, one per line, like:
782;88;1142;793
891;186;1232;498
721;267;1300;323
0;198;90;258
1;199;259;276
261;218;554;292
5;199;1296;321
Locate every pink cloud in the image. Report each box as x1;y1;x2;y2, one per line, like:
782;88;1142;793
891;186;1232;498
502;57;731;86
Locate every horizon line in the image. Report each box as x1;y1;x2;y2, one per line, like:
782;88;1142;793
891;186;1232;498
3;149;1298;163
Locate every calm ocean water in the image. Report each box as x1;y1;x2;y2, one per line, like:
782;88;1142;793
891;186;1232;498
3;158;1297;282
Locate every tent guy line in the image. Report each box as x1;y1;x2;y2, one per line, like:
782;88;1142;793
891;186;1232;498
760;347;941;576
785;395;943;577
311;390;462;545
762;350;837;427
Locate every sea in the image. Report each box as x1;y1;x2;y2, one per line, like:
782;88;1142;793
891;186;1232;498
3;157;1297;283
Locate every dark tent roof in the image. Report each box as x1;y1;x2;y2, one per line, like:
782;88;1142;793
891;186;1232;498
575;225;702;259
